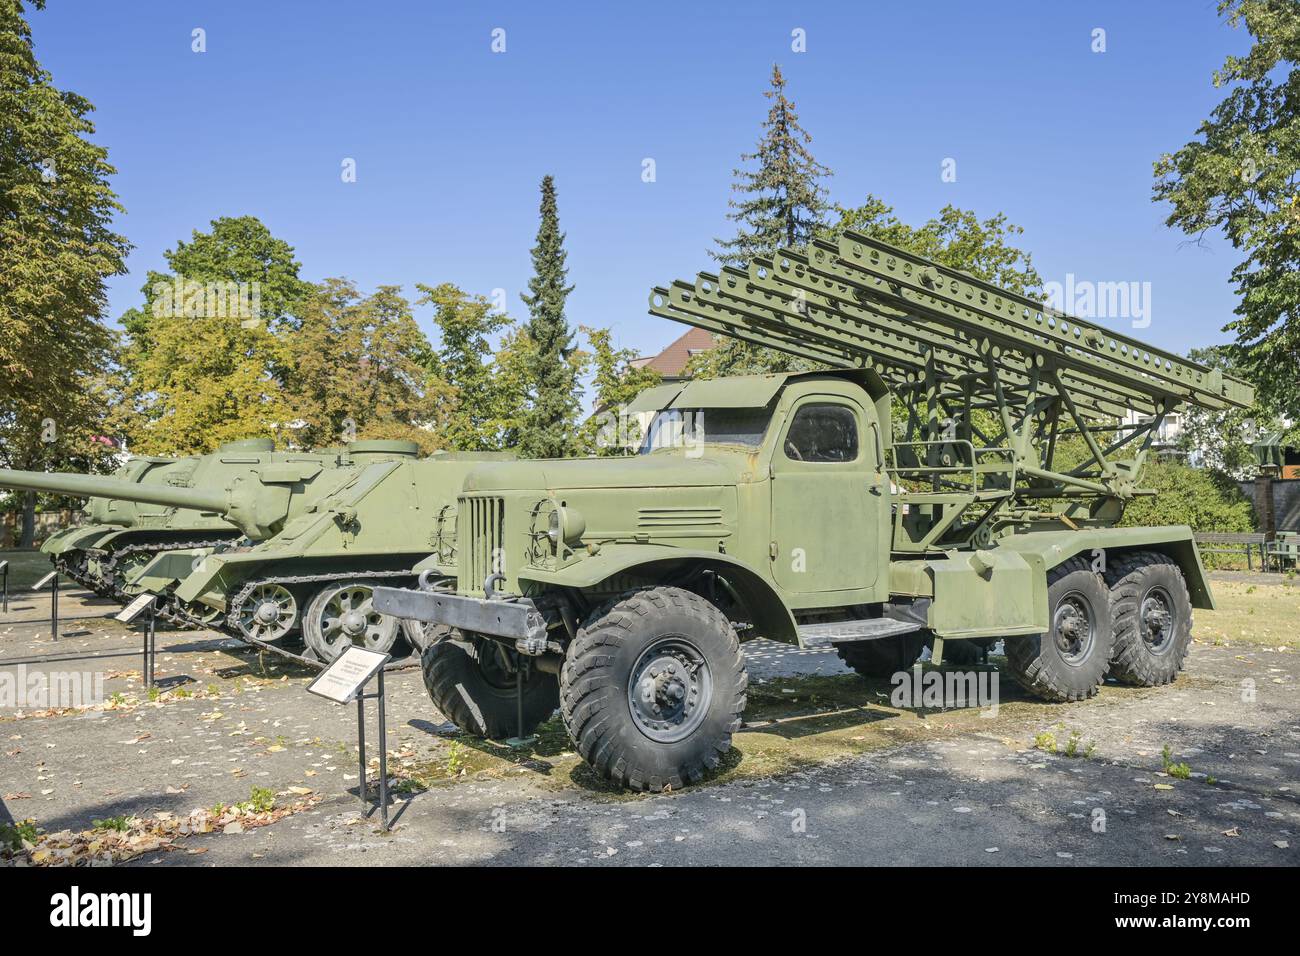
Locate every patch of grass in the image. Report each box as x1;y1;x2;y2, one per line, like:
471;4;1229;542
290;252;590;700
237;787;276;814
91;815;131;832
146;686;161;702
0;819;40;851
1161;743;1192;779
1035;730;1058;753
1197;579;1300;648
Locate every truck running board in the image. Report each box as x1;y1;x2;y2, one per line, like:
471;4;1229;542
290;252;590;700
797;617;923;650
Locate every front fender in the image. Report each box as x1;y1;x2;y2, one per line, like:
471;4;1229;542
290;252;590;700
522;544;798;644
41;525;113;556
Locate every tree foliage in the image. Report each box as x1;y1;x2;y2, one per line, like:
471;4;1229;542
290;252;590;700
419;282;518;451
1153;0;1300;419
112;217;312;454
518;175;580;458
1119;459;1256;533
1177;345;1290;477
576;326;661;454
713;63;832;267
284;280;447;454
0;0;130;541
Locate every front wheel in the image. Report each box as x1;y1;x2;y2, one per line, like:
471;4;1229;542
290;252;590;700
422;632;559;739
1005;558;1113;702
560;587;747;791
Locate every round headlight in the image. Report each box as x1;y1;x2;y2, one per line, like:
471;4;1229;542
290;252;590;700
548;504;586;547
547;509;561;544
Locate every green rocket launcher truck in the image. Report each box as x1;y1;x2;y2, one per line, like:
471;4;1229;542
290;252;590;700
374;229;1254;791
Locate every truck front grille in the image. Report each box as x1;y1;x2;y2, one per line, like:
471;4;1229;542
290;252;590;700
461;496;506;592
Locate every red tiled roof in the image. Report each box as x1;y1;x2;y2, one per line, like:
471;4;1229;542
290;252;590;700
642;327;717;377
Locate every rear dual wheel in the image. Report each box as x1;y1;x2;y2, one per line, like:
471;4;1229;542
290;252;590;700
1104;552;1193;687
1005;557;1113;702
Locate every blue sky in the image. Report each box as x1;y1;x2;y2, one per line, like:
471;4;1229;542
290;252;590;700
31;0;1249;363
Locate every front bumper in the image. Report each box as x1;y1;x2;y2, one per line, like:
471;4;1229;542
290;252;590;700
373;586;548;645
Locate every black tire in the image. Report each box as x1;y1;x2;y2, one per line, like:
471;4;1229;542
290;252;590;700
1005;557;1113;702
938;637;996;666
836;631;929;678
421;631;558;739
1104;551;1193;686
560;587;747;791
401;618;438;653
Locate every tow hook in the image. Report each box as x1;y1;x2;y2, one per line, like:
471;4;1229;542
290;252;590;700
483;572;506;600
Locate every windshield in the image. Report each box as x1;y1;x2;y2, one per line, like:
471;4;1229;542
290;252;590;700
639;406;773;454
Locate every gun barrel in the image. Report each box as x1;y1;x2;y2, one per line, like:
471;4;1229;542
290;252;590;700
0;468;229;514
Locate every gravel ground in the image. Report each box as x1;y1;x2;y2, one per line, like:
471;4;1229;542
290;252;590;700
1;577;1295;867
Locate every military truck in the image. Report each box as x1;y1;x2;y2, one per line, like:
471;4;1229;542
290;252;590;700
375;229;1253;791
122;450;514;662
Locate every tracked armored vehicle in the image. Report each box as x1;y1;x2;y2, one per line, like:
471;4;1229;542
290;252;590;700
376;229;1253;790
0;440;419;625
125;450;513;663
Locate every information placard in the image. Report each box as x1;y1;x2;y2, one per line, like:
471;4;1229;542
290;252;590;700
31;570;57;591
0;560;8;573
115;592;157;624
306;646;390;704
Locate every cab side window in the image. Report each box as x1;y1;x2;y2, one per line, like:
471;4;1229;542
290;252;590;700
783;404;859;463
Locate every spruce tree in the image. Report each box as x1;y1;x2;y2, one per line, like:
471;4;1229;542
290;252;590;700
519;175;579;458
713;64;832;266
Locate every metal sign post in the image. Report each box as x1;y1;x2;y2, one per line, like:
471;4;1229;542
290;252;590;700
31;570;59;640
116;593;159;690
0;560;8;614
306;646;392;830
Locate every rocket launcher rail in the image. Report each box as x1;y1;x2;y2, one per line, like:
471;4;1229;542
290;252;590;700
649;230;1255;535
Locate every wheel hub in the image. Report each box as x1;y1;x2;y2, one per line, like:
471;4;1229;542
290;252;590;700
628;639;712;743
255;601;281;625
340;609;368;636
1052;592;1095;665
1140;587;1175;651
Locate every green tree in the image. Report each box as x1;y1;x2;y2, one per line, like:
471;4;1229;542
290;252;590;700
519;175;580;458
0;0;131;544
576;326;662;454
1177;345;1289;477
1119;460;1256;536
1153;0;1300;419
112;217;311;454
283;280;446;454
419;283;515;451
713;63;832;267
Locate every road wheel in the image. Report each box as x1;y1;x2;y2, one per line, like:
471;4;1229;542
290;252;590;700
421;631;559;739
302;581;400;663
560;587;747;791
1005;557;1112;702
1105;551;1193;686
235;583;299;643
836;631;929;678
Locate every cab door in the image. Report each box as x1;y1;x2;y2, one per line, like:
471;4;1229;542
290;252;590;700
770;396;879;595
